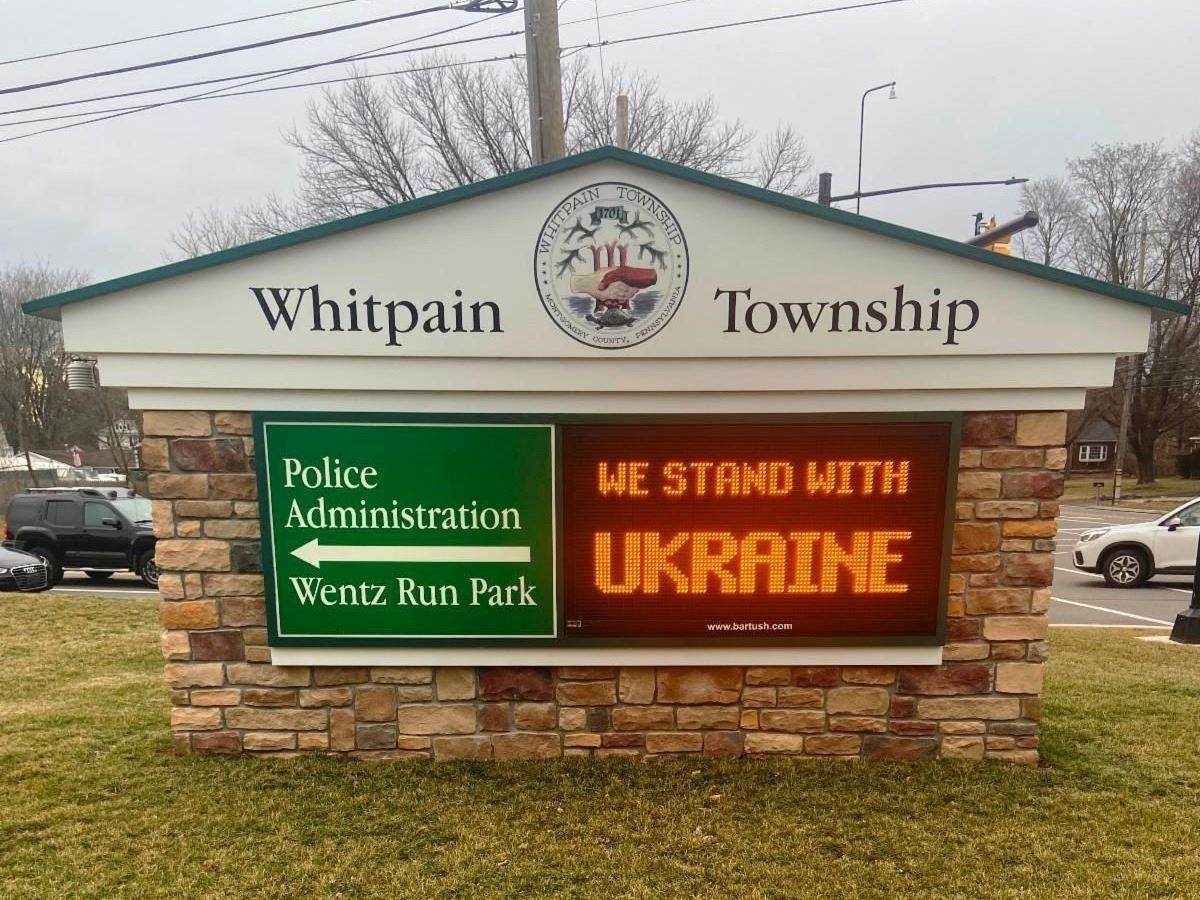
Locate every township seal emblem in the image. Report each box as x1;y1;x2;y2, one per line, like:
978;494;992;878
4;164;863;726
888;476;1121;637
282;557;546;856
534;182;689;349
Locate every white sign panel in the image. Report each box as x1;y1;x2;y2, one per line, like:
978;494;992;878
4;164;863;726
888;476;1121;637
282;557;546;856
58;158;1153;361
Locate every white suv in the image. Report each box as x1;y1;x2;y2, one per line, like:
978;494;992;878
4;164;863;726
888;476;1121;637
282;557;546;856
1074;498;1200;587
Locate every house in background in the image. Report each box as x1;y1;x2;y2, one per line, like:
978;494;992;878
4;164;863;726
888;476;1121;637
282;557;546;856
1069;419;1119;474
39;447;130;480
98;416;140;453
0;450;74;477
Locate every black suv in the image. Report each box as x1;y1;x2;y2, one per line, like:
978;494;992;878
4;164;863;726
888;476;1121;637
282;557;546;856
4;487;158;587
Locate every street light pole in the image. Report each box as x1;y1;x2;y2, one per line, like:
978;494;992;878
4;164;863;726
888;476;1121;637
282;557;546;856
856;81;895;214
821;176;1028;206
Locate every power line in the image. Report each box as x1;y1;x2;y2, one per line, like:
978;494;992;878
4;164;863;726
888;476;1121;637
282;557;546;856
0;3;450;97
172;53;521;102
0;0;704;119
0;26;524;121
558;0;708;29
560;0;915;52
0;0;377;68
2;54;523;127
0;8;517;144
0;0;908;142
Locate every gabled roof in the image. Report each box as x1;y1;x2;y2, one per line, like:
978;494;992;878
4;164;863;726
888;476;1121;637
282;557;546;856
1075;419;1120;443
23;145;1189;318
0;451;72;473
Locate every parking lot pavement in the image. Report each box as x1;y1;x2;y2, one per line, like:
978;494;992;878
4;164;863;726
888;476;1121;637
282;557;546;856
26;504;1198;620
1052;504;1191;628
47;572;158;600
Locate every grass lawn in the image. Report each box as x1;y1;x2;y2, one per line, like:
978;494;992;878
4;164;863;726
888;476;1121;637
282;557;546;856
1063;475;1200;507
1;596;1199;899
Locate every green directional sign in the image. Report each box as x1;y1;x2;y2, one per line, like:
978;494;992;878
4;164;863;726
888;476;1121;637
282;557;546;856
256;416;555;644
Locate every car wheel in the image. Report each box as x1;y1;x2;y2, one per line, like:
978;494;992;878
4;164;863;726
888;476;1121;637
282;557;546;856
85;571;114;582
137;550;160;588
28;547;63;586
1102;548;1149;588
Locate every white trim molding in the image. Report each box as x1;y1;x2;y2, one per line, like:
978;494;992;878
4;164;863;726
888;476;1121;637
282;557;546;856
272;646;944;666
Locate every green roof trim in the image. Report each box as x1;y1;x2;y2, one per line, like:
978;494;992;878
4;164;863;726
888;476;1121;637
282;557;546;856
23;144;1188;318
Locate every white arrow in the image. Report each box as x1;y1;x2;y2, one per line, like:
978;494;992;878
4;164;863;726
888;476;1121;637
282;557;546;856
290;538;531;569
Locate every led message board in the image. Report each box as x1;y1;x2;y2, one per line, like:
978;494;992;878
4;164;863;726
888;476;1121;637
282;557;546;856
256;415;956;647
559;422;954;645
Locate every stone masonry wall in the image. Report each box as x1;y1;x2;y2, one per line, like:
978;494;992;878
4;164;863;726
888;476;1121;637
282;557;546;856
146;410;1063;763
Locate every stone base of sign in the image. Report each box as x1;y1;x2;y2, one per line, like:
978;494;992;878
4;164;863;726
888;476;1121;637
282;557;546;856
147;410;1061;765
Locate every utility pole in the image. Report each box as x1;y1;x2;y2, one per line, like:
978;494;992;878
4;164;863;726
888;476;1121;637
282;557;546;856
615;94;629;150
1112;219;1150;503
523;0;564;164
1112;362;1135;504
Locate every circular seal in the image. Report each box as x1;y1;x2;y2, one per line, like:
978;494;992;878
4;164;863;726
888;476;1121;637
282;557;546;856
534;182;689;349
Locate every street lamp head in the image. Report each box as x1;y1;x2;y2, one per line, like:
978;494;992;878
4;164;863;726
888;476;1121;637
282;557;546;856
887;84;897;100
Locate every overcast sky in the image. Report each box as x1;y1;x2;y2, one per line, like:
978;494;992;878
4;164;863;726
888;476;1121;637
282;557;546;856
3;0;1198;283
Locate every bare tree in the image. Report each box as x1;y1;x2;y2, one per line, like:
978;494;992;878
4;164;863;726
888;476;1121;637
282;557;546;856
566;62;753;177
168;206;264;258
1068;141;1171;285
1115;325;1200;484
1168;134;1200;310
240;194;322;242
167;195;320;259
0;265;126;457
295;68;428;215
1074;141;1200;482
171;55;814;249
754;124;816;196
1014;176;1080;267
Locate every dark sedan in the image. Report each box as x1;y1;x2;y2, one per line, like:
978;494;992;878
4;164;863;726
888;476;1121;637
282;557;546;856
0;545;50;592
